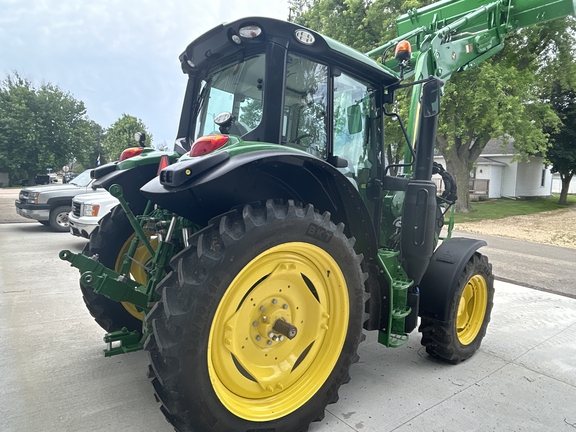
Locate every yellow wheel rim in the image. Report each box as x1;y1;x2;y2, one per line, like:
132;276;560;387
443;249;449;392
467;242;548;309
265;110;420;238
208;242;349;422
114;234;158;321
456;274;488;345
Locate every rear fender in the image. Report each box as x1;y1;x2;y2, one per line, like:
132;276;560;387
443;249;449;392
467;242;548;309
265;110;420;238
419;237;487;322
94;164;160;214
140;150;378;259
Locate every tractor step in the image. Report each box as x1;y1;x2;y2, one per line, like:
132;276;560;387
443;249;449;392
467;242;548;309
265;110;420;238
103;327;143;357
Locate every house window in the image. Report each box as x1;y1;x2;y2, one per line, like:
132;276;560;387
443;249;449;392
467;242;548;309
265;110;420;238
541;166;546;187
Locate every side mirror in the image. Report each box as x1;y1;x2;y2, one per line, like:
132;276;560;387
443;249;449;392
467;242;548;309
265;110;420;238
346;105;363;135
421;79;443;117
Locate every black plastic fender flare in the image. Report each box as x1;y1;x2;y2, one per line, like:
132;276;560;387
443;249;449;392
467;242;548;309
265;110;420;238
418;237;487;322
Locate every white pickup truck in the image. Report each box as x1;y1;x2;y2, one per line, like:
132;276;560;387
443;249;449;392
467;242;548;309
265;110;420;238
15;169;99;232
69;190;120;238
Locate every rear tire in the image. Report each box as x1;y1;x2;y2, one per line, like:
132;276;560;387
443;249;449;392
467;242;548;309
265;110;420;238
419;253;494;364
146;200;368;432
49;205;70;232
80;205;147;334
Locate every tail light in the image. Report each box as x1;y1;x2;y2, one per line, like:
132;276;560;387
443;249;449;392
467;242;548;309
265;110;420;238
190;135;229;157
120;147;144;161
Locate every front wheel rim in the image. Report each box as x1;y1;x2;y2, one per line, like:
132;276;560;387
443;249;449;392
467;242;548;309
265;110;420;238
208;242;349;422
456;274;488;345
56;212;69;227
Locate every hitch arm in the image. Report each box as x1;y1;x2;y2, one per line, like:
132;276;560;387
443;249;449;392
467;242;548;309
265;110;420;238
59;250;149;311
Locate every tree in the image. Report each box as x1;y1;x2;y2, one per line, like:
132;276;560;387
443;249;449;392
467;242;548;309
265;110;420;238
103;114;153;161
436;59;559;211
547;88;576;204
0;73;102;185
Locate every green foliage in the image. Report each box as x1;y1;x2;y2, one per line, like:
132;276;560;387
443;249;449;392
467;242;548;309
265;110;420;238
529;17;576;205
103;114;153;161
0;73;102;185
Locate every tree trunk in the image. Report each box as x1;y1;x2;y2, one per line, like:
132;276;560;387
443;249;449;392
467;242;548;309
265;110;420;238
445;158;472;212
559;172;573;205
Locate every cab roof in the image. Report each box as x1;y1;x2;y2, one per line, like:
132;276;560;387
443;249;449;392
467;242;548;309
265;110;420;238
180;16;400;86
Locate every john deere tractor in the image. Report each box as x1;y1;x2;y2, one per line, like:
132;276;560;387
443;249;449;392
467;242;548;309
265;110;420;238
60;0;575;430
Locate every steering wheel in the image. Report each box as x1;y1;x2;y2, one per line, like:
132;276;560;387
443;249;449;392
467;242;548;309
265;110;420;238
293;133;312;144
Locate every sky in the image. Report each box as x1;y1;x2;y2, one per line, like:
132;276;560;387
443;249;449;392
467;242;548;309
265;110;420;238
0;0;290;149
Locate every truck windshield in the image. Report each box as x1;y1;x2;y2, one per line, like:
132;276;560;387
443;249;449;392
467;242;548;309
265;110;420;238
69;170;92;187
195;54;265;139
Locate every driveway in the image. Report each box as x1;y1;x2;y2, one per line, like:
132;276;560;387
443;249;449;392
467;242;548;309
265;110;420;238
1;222;575;431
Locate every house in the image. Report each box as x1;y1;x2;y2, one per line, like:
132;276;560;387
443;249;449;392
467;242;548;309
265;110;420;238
434;137;552;199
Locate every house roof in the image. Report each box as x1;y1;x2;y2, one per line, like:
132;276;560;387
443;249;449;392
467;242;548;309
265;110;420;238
476;156;508;166
482;136;516;156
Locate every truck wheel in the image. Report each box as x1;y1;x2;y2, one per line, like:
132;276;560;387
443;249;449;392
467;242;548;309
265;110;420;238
145;200;368;432
419;253;494;364
80;205;150;335
49;205;71;232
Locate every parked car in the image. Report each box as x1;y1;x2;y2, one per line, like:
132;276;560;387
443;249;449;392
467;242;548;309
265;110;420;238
69;190;119;239
63;172;78;184
15;169;98;232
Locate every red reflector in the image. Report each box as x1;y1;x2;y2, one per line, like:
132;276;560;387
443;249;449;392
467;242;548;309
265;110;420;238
157;155;170;176
190;135;229;157
120;147;144;161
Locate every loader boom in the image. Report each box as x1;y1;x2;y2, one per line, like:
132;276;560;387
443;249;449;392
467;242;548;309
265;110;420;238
367;0;576;159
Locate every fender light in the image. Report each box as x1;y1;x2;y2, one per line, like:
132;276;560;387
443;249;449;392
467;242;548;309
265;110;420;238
120;147;144;161
190;135;229;157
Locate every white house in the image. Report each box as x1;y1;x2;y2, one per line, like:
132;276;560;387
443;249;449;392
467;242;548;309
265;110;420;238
434;137;553;199
551;173;576;194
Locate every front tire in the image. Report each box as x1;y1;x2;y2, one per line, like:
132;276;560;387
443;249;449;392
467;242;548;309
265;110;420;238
419;253;494;364
146;200;368;432
49;205;70;232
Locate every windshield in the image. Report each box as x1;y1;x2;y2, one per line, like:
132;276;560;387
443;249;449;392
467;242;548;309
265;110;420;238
69;170;92;187
195;54;265;139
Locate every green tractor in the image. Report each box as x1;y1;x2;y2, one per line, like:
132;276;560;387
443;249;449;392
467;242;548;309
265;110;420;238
60;0;575;430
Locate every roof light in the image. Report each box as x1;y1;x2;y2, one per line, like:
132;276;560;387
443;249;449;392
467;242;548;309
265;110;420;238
157;154;170;176
231;34;242;44
239;25;262;39
295;29;315;45
190;135;229;157
395;40;412;63
119;147;144;161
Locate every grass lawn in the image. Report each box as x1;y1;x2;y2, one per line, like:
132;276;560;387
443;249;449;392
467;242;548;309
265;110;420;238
454;195;576;223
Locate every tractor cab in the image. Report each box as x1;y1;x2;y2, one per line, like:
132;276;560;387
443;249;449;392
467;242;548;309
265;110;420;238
177;17;400;183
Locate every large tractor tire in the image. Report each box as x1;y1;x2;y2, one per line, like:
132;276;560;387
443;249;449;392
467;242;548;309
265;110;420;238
145;200;368;432
419;253;494;364
80;205;153;335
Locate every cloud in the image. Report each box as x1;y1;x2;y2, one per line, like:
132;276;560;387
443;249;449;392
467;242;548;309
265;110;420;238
0;0;289;146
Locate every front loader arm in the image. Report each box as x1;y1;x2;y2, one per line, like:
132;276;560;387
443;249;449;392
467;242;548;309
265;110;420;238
369;0;576;155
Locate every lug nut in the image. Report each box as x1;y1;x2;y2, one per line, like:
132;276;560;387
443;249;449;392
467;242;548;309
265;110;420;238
268;332;275;339
267;340;273;345
256;335;261;341
262;315;267;322
283;304;289;309
252;321;258;327
260;306;265;311
272;299;278;304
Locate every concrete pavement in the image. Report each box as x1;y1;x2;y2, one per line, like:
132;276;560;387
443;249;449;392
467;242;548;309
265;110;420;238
1;222;575;431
